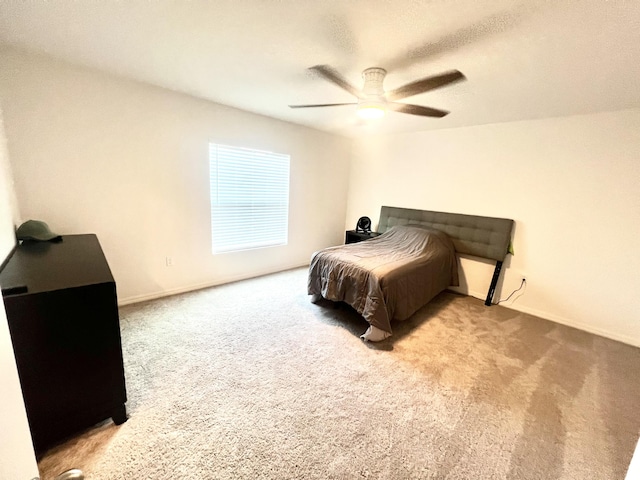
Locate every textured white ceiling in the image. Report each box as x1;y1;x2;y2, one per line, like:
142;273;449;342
1;0;639;137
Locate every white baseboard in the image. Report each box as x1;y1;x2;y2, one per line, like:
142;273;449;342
117;262;309;307
119;270;638;349
459;288;640;348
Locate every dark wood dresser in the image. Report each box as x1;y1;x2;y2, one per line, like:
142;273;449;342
0;234;127;455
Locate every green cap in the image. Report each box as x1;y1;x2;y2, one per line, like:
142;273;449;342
16;220;62;242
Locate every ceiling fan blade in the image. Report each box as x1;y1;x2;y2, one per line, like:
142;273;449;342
388;103;450;118
289;102;357;109
310;65;365;99
383;5;536;71
386;70;465;101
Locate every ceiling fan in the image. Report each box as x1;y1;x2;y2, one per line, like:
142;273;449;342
289;65;466;119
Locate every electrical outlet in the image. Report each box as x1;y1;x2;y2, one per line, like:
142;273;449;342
165;256;173;267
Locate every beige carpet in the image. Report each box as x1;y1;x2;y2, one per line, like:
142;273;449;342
38;267;640;479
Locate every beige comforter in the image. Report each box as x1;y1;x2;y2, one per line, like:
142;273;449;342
308;225;459;335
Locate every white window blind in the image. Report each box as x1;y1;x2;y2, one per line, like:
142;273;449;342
209;143;290;254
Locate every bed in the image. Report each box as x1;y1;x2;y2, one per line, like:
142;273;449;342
308;206;515;341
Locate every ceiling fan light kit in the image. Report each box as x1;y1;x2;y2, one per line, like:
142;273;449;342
289;64;466;120
357;101;386;119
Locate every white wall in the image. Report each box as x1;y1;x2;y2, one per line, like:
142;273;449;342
0;112;20;254
627;438;640;480
0;47;352;304
0;108;39;480
347;110;640;346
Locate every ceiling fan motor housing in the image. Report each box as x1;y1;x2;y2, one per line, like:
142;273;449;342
361;67;387;99
358;67;387;116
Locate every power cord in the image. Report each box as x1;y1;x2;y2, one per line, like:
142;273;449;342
498;278;526;304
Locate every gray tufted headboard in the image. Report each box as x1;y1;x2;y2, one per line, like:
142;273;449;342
378;206;514;262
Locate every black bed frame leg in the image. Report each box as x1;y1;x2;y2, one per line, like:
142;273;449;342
485;261;503;306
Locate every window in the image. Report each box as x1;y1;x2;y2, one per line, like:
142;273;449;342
209;143;290;254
